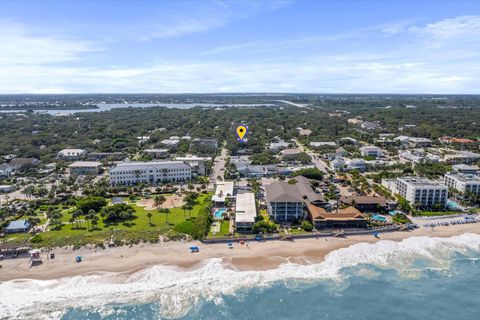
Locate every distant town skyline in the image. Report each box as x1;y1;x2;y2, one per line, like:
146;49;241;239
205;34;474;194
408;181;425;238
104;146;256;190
1;0;479;94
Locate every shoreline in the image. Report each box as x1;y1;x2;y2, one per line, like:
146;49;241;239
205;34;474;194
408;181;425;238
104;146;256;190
1;223;479;282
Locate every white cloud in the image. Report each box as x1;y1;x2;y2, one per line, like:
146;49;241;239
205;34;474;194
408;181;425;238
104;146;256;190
409;15;480;39
0;20;98;66
1;55;477;94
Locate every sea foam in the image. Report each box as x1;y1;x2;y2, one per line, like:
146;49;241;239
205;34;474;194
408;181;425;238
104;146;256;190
1;233;479;319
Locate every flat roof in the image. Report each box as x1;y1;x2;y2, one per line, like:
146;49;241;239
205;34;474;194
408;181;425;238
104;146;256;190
445;173;480;183
397;176;447;188
235;193;257;223
69;161;102;167
212;181;234;202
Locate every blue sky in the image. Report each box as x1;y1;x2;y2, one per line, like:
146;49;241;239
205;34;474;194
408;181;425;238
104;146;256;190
1;0;479;93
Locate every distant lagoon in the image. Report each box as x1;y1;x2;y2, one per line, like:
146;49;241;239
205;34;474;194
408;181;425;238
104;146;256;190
0;102;277;115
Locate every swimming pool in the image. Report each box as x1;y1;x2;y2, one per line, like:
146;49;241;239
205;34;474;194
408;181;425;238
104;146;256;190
446;200;462;211
214;208;227;219
372;215;387;222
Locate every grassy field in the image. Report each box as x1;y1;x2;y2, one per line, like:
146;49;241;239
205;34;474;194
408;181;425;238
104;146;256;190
5;192;212;248
417;211;463;217
208;220;231;238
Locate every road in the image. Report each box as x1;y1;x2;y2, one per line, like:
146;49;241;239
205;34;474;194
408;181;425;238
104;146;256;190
294;139;331;174
210;147;228;185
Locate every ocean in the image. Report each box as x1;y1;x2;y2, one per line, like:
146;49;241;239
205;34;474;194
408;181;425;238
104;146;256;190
1;233;479;320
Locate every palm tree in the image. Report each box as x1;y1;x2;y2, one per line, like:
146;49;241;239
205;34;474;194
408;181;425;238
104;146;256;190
91;215;99;229
147;212;153;225
186;205;193;219
154;195;166;207
181;204;188;219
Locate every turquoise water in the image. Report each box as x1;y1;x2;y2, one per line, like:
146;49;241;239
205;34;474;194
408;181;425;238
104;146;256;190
214;208;227;219
2;234;480;319
61;254;480;320
372;215;387;222
446;200;462;211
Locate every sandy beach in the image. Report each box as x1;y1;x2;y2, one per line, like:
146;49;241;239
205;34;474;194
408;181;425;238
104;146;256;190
1;223;480;282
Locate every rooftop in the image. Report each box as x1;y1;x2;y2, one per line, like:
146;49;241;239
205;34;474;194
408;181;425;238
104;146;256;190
397;176;447;188
340;196;387;206
308;205;365;221
235;193;257;223
265;176;324;204
445;173;480;183
69;161;102;168
212;181;235;202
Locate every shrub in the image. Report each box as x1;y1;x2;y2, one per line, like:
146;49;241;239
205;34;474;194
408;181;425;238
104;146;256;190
30;234;43;243
253;220;278;234
174;206;212;240
301;221;314;232
76;196;107;214
291;168;324;180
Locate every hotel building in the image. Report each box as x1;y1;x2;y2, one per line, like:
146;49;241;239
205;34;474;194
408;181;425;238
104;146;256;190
109;161;191;185
396;177;448;208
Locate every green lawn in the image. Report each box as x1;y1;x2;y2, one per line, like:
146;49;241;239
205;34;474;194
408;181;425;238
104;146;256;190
208;220;231;237
417;211;462;217
12;192;213;248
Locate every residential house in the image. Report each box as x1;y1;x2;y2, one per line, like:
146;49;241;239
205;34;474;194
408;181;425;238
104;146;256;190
87;152;125;161
9;158;40;171
57;149;87;160
0;164;13;178
212;181;235;206
68;161;102;175
360;146;384;158
144;149;169;159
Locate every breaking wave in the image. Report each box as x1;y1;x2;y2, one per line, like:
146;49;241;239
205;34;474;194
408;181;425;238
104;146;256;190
1;233;480;319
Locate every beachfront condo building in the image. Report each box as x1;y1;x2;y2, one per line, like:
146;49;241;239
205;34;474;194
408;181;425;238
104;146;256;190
396;177;448;208
265;177;325;222
235;192;257;232
109;161;191;185
444;173;480;195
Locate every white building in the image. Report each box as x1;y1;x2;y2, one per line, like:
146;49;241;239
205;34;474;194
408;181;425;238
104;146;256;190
268;139;290;153
444;173;480;195
400;149;440;164
109;161;191;185
360;146;383;158
452;164;479;175
330;157;346;171
69;161;102;175
212;181;235;205
175;156;212;175
57;149;87;160
235;192;257;231
396;177;448;208
444;151;480;164
160;138;180;149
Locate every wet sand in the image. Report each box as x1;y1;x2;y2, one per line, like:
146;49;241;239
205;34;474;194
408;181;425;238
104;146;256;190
1;223;479;282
